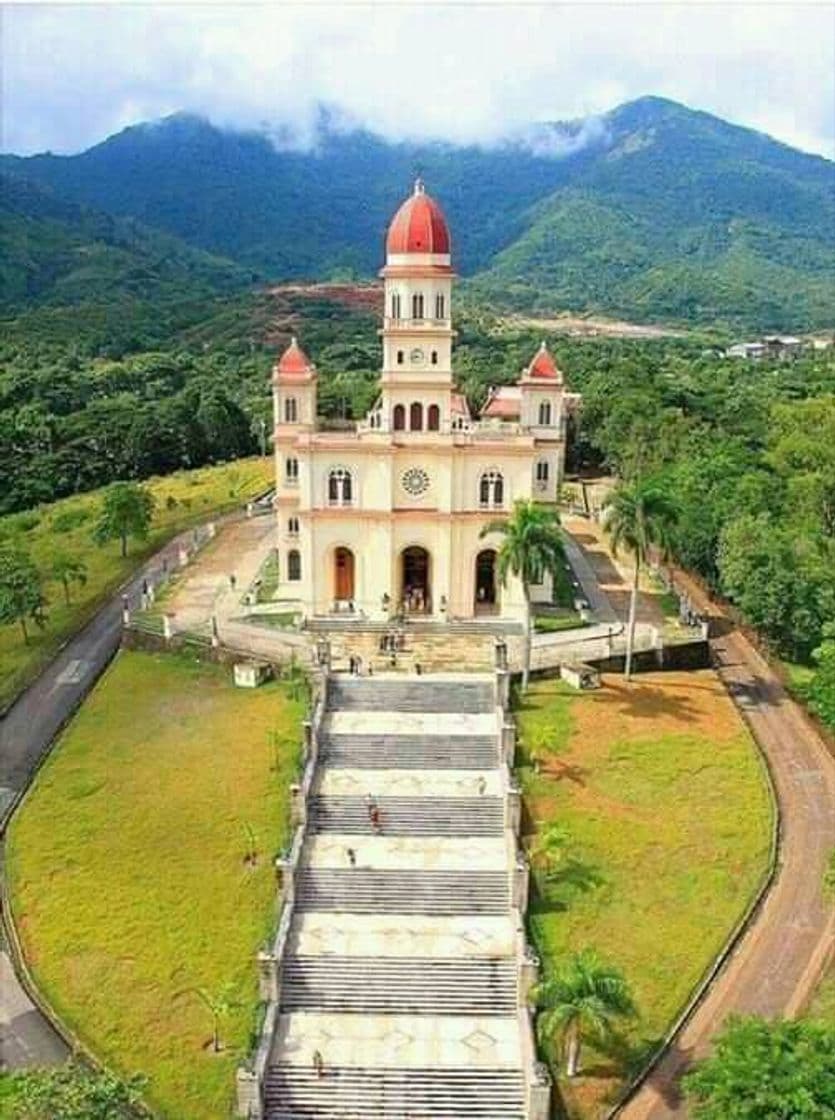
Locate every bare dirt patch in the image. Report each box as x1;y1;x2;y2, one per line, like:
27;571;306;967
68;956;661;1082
499;312;690;340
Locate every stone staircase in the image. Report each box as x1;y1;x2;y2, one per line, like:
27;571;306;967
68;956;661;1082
326;678;493;713
279;956;517;1014
320;733;498;769
295;868;510;915
308;795;504;836
242;669;548;1120
264;1066;526;1118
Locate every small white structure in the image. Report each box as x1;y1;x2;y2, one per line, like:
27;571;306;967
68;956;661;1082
560;661;601;690
233;660;272;688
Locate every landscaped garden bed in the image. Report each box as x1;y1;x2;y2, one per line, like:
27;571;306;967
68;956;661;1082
516;670;773;1118
6;649;304;1119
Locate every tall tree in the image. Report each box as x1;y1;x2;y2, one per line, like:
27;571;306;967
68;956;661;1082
684;1016;835;1119
533;949;636;1077
0;547;47;643
50;552;87;605
93;482;155;558
603;478;678;680
480;500;566;689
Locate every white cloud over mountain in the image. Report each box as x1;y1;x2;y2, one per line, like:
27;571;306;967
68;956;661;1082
3;1;833;158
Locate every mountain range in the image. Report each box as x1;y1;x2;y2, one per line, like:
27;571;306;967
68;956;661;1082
3;96;834;330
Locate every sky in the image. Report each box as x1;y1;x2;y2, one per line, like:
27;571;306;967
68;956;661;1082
2;1;834;159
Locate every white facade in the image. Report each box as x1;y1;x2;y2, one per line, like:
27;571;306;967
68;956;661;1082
272;182;576;623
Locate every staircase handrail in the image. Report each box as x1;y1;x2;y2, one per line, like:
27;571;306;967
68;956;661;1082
236;669;328;1119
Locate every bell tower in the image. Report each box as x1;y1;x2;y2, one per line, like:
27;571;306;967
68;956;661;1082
378;180;455;432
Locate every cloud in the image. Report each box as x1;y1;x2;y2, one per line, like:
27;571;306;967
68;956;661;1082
2;2;833;159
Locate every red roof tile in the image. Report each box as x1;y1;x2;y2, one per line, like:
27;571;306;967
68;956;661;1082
482;387;521;418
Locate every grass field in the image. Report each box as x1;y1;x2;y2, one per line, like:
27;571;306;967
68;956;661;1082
516;671;773;1118
0;456;273;711
6;649;304;1120
808;965;835;1024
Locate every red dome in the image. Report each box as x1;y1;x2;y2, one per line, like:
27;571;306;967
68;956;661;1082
386;179;451;255
276;336;311;376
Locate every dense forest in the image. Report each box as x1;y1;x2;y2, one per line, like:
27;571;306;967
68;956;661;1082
3;277;834;676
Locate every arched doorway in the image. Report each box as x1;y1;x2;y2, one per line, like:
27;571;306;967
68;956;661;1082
334;547;355;602
401;546;431;613
474;549;499;614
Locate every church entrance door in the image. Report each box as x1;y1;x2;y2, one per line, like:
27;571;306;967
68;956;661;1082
475;549;499;614
334;547;355;602
401;547;431;614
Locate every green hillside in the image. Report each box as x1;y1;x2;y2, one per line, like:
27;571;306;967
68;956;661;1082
4;97;833;330
472;100;835;329
0;171;252;309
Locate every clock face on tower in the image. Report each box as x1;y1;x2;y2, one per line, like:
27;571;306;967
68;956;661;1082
409;348;425;365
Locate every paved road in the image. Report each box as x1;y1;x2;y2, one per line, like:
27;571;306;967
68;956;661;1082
0;527;208;1071
620;577;835;1118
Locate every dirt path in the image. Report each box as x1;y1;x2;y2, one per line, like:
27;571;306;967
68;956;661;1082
620;573;835;1118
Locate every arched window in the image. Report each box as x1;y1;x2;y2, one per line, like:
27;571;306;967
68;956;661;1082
287;550;301;581
328;467;353;506
535;460;549;484
284;397;298;423
538;400;552;426
288;516;299;535
427;404;440;431
435;293;445;319
410;402;424;431
285;457;299;485
412;293;425;319
391;293;401;320
479;470;504;509
431;350;438;365
393;404;406;431
397;350;404;365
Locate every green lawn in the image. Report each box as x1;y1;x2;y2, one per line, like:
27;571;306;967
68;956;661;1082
0;456;274;711
516;671;773;1118
808;964;835;1024
6;649;304;1120
534;612;587;634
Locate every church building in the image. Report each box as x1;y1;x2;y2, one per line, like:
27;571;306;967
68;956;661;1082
271;180;578;624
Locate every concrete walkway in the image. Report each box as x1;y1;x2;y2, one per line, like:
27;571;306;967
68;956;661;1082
619;573;835;1118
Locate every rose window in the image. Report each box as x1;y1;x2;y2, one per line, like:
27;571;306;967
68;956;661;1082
401;467;430;496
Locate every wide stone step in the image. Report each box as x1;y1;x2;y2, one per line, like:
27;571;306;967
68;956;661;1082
280;956;517;1015
320;734;498;770
295;869;509;915
308;796;504;836
264;1066;525;1118
327;679;494;713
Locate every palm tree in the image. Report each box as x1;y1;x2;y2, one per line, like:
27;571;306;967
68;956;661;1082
481;500;566;689
532;822;571;887
533;949;636;1077
176;982;239;1053
50;552;88;606
603;478;678;680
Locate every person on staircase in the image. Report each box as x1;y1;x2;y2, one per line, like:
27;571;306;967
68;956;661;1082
312;1049;325;1078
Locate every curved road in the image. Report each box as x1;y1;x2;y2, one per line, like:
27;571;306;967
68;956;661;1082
620;578;835;1118
0;526;218;1070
